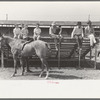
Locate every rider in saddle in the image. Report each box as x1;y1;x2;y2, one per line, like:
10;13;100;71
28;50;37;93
49;21;62;51
21;24;33;45
13;24;21;39
21;24;29;41
33;23;41;41
20;24;32;72
71;21;84;51
85;20;96;48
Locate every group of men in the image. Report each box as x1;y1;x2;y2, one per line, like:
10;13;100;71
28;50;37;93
13;23;41;41
13;20;96;52
71;20;96;51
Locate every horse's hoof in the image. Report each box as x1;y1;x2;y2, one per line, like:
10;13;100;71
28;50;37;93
22;73;24;76
44;77;48;80
12;74;15;77
58;67;61;70
26;70;33;73
76;67;82;70
39;75;42;78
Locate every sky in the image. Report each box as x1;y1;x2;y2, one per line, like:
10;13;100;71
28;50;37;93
0;1;100;21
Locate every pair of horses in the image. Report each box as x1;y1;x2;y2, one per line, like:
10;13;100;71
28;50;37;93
0;34;51;79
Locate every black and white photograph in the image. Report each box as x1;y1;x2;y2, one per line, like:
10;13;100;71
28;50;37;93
1;1;100;98
0;1;100;80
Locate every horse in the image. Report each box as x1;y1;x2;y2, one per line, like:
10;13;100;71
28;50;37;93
0;34;51;79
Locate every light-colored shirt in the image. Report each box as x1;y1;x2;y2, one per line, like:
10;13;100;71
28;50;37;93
85;26;94;37
21;28;29;39
34;28;41;36
71;26;84;38
13;28;21;39
49;26;58;35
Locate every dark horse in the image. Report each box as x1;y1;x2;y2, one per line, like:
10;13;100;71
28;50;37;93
0;34;51;79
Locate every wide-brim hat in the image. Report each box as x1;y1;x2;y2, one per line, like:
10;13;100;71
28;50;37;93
36;23;40;26
77;21;82;25
51;21;56;26
15;23;20;27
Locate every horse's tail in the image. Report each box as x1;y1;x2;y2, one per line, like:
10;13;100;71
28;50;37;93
45;42;51;55
45;42;51;50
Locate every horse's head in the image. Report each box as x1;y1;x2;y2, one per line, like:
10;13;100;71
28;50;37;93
0;33;11;46
0;33;6;43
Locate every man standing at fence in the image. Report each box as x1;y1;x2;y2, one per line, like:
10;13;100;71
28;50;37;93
49;22;62;51
85;20;96;48
13;24;21;39
71;21;84;50
33;23;41;41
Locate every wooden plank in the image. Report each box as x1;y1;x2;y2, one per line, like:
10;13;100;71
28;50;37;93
1;50;4;68
0;20;100;26
68;44;77;58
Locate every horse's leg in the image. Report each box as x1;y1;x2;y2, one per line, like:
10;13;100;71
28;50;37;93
44;59;49;79
39;58;49;79
12;57;17;77
25;57;33;72
39;58;45;78
20;58;25;75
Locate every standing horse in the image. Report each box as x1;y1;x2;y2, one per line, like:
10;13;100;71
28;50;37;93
0;34;51;79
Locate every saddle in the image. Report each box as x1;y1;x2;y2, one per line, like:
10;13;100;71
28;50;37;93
11;39;33;57
21;40;33;50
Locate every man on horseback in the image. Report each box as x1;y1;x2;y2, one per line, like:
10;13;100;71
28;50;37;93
19;24;32;72
33;23;41;41
71;21;84;50
13;24;21;39
49;22;62;51
85;20;96;48
21;24;29;41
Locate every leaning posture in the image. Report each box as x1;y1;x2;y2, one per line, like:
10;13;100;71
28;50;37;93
85;20;96;47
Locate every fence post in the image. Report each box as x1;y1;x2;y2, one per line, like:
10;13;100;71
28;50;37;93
1;50;4;68
94;44;97;69
78;48;81;68
58;38;61;69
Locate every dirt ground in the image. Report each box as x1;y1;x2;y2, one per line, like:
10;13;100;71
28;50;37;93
0;66;100;80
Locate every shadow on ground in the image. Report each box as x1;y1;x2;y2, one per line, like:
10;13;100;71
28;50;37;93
23;71;82;79
49;74;82;79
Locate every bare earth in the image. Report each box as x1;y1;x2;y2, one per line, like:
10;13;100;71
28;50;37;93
0;67;100;80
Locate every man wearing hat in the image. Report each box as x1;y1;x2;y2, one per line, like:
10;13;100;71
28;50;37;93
85;20;96;47
49;22;62;51
71;21;84;50
13;24;21;39
33;23;41;41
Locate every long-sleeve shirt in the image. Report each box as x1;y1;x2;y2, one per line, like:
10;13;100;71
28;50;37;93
13;28;21;39
71;26;84;38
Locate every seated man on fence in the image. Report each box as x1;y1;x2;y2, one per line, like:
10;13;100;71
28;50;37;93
85;20;96;48
33;23;41;41
13;24;21;39
71;21;84;50
49;22;62;51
